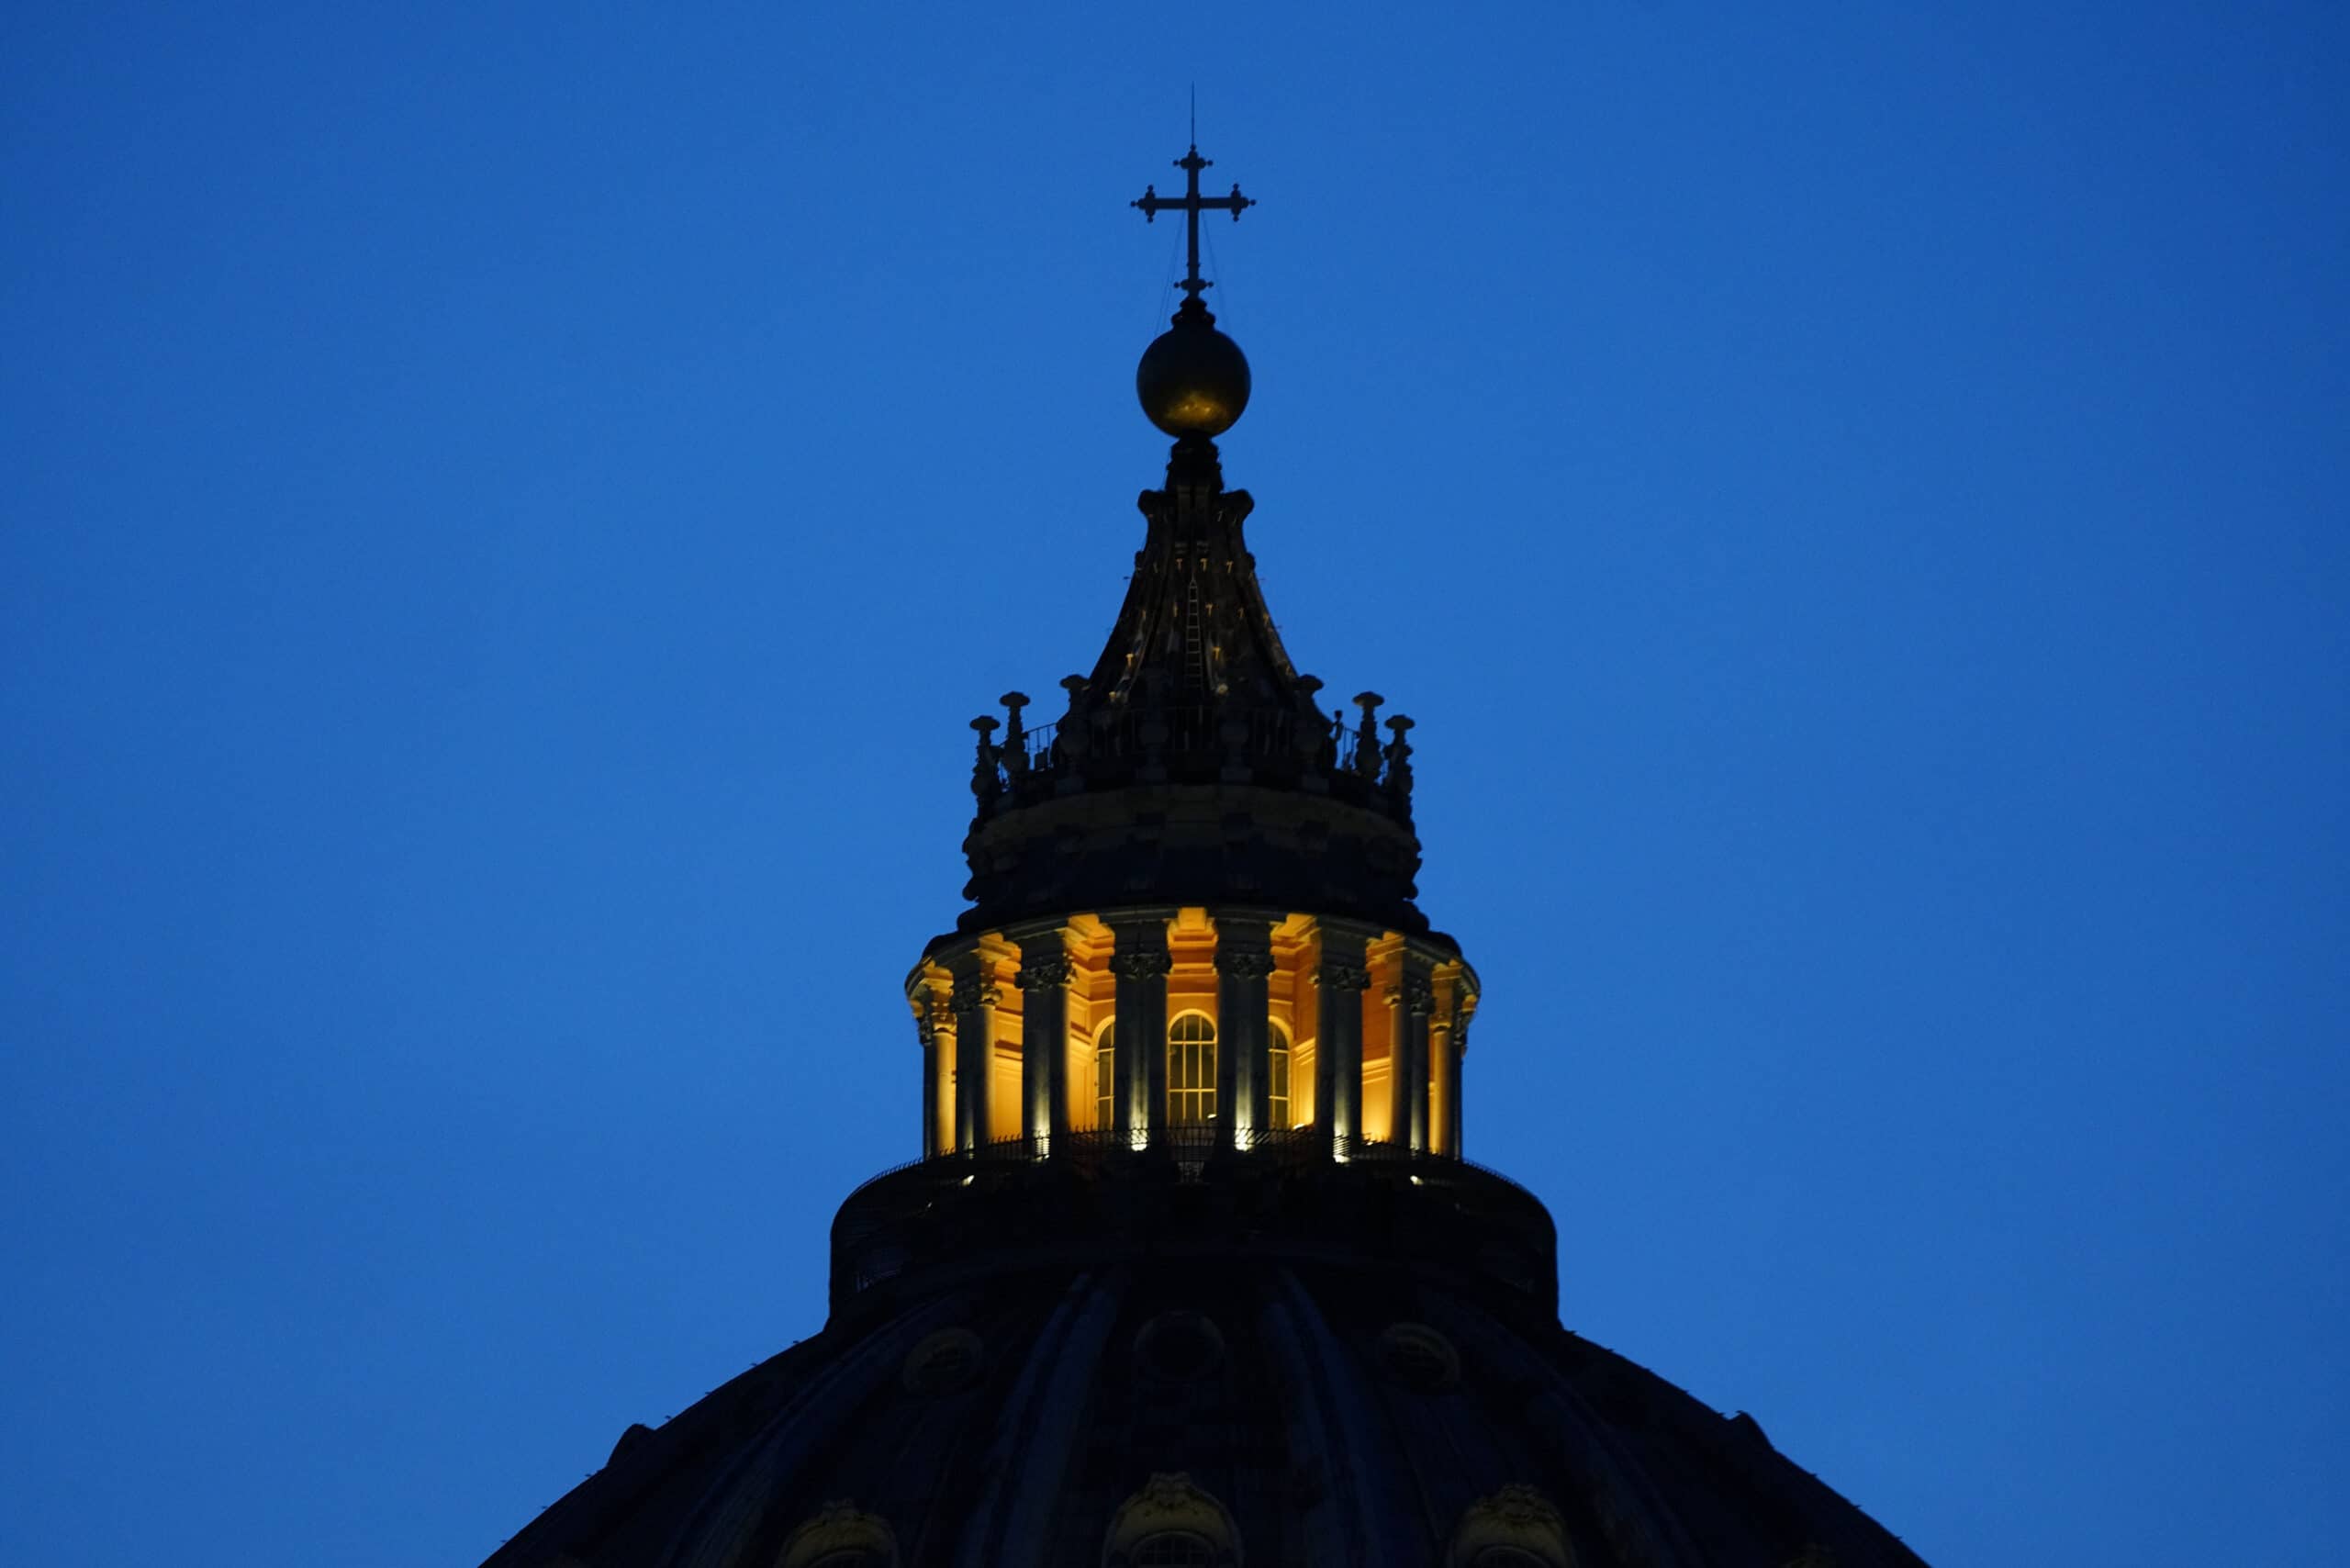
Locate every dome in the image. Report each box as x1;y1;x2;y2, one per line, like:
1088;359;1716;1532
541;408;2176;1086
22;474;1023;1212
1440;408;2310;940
478;141;1937;1568
1137;299;1251;437
484;1148;1928;1568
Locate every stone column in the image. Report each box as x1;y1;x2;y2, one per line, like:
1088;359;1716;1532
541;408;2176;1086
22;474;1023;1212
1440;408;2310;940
1450;993;1475;1158
914;998;939;1159
1397;948;1436;1151
1427;994;1455;1158
946;952;999;1153
1106;913;1172;1148
1013;926;1074;1151
1313;924;1371;1155
925;991;956;1159
1213;912;1278;1149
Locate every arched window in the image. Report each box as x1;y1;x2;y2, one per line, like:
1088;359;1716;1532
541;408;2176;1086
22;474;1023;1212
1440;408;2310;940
1268;1021;1292;1129
1167;1013;1217;1124
1102;1473;1238;1568
1093;1020;1116;1132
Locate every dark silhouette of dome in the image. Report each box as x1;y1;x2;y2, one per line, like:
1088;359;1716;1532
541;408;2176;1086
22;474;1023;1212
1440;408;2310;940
1137;297;1250;437
487;1142;1926;1567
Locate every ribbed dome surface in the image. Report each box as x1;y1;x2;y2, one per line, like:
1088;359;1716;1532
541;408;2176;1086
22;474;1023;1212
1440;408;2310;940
485;1153;1926;1568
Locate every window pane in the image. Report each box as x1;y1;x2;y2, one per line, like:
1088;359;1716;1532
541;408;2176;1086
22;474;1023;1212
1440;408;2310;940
1166;1014;1216;1124
1094;1022;1115;1132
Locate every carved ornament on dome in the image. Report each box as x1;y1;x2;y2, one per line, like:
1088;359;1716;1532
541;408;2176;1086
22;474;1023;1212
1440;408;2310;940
1444;1484;1572;1568
1102;1473;1239;1567
1377;1320;1462;1392
777;1501;899;1568
899;1327;984;1396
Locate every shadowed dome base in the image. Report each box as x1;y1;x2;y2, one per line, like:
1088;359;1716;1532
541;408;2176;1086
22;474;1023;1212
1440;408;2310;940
482;1148;1930;1568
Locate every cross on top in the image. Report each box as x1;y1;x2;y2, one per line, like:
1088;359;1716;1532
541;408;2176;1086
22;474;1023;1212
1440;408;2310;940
1132;145;1254;298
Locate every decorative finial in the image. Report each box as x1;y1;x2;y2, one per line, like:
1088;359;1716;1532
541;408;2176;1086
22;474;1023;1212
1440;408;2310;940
1351;692;1384;779
1133;142;1256;439
969;715;1001;804
1000;692;1030;778
1383;713;1416;801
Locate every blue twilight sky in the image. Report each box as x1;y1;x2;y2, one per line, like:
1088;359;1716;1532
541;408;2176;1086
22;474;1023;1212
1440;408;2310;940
3;4;2344;1564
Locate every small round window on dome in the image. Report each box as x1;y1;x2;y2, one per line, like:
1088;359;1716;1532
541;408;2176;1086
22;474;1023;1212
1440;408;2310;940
900;1327;983;1395
1378;1321;1462;1393
1134;1311;1226;1383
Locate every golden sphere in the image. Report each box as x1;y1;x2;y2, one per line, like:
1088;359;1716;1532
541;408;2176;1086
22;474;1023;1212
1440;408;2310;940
1136;304;1251;438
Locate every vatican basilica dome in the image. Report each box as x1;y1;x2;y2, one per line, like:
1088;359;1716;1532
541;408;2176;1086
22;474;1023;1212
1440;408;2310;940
480;146;1930;1568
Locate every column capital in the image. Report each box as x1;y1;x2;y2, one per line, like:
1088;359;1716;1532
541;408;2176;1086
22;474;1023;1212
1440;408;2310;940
1108;948;1173;980
1315;959;1371;991
1217;949;1277;980
949;974;1001;1011
1015;953;1076;990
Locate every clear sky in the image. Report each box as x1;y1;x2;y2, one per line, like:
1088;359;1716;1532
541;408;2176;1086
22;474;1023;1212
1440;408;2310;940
3;4;2344;1564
